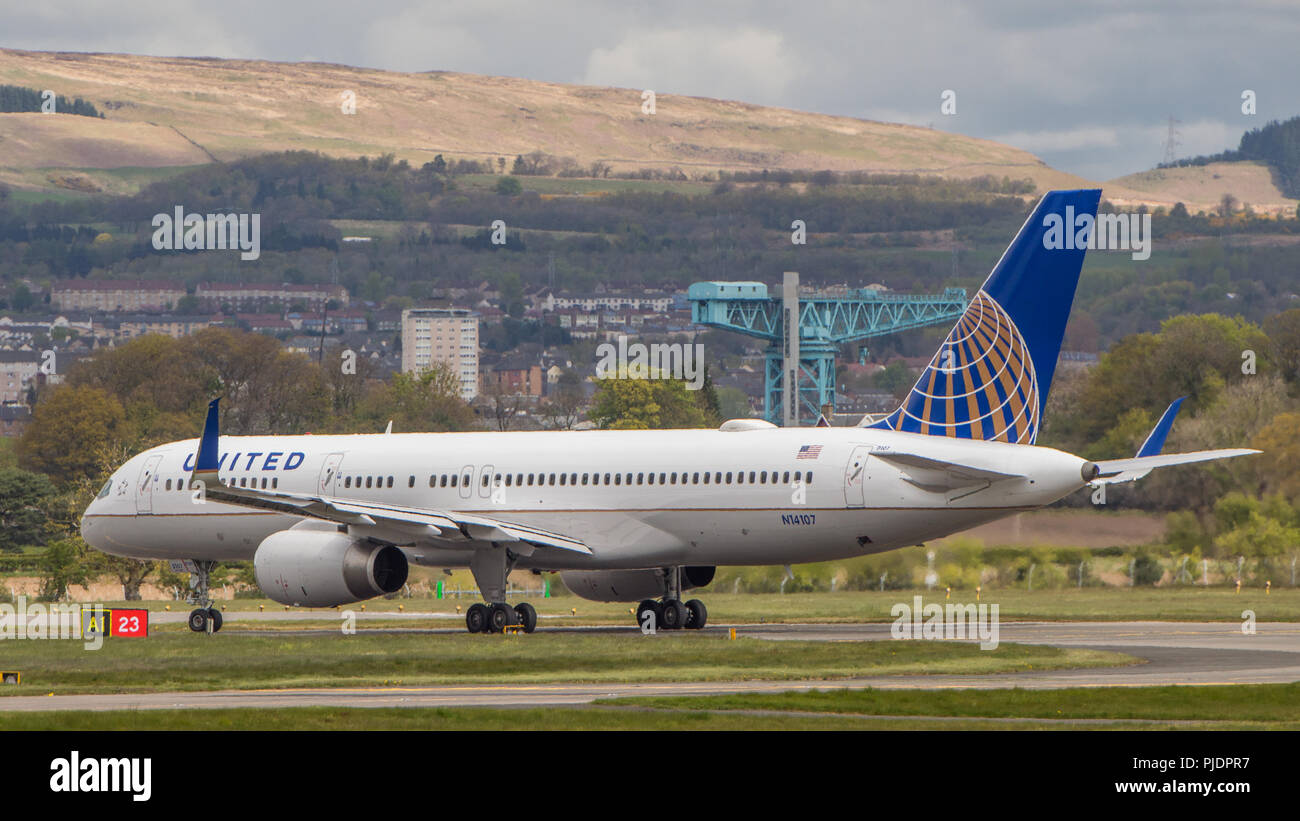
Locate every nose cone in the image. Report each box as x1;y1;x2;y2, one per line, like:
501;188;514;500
80;480;110;550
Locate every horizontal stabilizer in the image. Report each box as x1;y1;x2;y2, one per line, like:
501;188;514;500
872;450;1024;493
1091;448;1260;484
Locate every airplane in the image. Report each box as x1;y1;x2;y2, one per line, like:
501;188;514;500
80;189;1258;634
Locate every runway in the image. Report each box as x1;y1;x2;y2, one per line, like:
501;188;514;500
2;621;1297;712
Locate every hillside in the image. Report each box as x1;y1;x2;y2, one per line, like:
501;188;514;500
0;48;1091;195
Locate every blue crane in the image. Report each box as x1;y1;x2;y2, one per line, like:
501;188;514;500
688;277;968;425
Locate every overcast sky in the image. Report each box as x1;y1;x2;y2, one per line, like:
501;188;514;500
4;0;1299;180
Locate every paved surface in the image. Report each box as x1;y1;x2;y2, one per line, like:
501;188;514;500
2;621;1297;712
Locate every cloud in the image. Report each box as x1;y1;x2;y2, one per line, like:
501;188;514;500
582;26;802;103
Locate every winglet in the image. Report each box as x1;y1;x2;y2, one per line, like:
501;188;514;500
1136;397;1185;458
193;398;221;480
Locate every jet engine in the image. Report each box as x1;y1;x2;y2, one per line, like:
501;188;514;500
560;566;715;603
253;523;409;607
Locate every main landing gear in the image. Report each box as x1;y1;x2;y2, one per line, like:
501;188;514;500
635;567;707;631
184;560;224;634
465;601;537;634
464;545;537;634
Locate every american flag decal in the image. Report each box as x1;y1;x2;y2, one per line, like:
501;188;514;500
796;444;823;460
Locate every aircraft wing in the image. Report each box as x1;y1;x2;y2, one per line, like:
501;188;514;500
188;399;590;556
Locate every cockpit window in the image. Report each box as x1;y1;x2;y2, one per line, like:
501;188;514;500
96;480;112;499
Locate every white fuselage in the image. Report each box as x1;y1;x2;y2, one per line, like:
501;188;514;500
80;426;1091;571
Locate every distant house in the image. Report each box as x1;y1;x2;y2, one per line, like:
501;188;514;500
0;403;31;437
52;279;185;312
0;350;41;404
195;282;349;313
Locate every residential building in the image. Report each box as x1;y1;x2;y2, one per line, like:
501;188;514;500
401;307;480;401
52;280;185;312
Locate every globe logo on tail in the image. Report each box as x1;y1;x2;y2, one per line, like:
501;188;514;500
874;290;1040;443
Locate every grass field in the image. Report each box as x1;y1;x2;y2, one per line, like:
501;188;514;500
5;683;1299;730
0;632;1127;695
4;705;1291;731
601;682;1300;724
80;588;1300;630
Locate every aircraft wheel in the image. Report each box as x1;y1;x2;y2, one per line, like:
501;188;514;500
466;603;489;633
684;599;707;630
514;602;538;633
187;609;209;633
206;608;223;633
488;602;514;633
659;599;686;630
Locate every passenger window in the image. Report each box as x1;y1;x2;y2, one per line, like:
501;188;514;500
703;472;710;485
581;473;589;485
506;474;513;487
725;472;733;483
516;474;523;486
805;471;813;484
345;476;352;488
615;473;622;486
783;471;790;484
262;477;268;489
603;473;611;485
165;479;172;491
272;478;278;489
387;476;393;488
692;472;699;484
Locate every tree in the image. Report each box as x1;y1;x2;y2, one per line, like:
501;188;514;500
38;537;90;601
17;385;127;485
538;371;585;430
1252;411;1300;500
12;283;34;312
1218;193;1239;218
358;363;478;433
873;361;915;399
495;176;522;196
0;467;57;552
589;372;714;429
90;554;160;601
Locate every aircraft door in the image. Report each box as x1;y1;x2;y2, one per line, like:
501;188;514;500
459;465;474;500
844;446;869;508
135;454;164;514
318;452;344;495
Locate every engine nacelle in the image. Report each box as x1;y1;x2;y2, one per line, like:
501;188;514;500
254;524;409;607
560;566;715;603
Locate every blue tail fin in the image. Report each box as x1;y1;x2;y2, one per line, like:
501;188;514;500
866;189;1101;443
